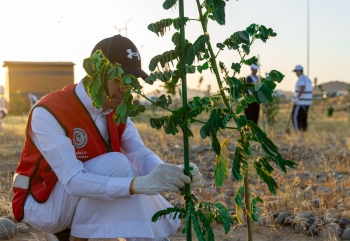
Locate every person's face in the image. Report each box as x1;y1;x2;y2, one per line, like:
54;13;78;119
251;69;257;75
294;70;302;77
102;78;128;110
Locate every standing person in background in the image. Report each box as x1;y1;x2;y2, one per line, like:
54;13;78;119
245;64;260;124
0;108;7;131
28;93;38;109
291;65;313;132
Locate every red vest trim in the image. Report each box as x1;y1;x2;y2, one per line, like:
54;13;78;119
12;84;126;221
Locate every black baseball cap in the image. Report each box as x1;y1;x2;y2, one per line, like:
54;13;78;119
91;35;148;79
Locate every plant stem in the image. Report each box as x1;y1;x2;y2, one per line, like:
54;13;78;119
215;49;221;58
192;119;237;130
135;90;174;113
195;0;232;113
240;130;253;241
179;0;192;240
244;173;253;241
196;1;254;240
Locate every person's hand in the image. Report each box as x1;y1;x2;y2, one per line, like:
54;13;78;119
177;163;202;191
291;96;299;103
133;163;191;195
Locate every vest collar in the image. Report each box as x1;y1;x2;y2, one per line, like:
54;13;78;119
75;81;113;116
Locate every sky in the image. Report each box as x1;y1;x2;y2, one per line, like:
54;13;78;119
0;0;349;95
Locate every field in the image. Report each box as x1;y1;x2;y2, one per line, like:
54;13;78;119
0;100;349;241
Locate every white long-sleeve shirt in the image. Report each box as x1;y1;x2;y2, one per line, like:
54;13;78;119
28;81;163;200
293;74;313;106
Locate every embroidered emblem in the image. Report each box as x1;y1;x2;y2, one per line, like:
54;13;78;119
126;49;140;60
73;128;88;148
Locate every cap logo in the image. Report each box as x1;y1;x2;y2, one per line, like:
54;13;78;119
73;128;88;148
126;49;140;60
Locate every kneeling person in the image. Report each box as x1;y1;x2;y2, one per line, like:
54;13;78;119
12;35;202;241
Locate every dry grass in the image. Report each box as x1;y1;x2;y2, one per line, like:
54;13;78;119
0;100;349;240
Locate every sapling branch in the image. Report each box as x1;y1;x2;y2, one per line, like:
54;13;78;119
135;89;174;113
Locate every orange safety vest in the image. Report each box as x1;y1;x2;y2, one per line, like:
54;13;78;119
12;84;126;221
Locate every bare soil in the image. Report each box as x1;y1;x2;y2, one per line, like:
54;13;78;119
1;103;349;240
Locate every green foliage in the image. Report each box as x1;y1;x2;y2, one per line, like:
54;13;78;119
82;1;296;240
186;34;209;65
327;106;334;117
145;70;176;84
214;137;230;186
263;96;280;127
148;18;173;37
149;50;180;71
82;50;123;109
152;207;186;221
150;111;193;136
249;195;263;222
254;157;279;194
234;186;245;224
153;194;233;241
163;0;178;9
148;17;190;37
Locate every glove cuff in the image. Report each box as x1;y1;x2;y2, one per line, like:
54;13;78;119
129;177;137;195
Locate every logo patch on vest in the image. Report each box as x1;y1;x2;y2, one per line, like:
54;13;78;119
73;128;88;148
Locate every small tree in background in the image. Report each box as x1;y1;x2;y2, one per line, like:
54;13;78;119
82;1;296;240
263;95;280;133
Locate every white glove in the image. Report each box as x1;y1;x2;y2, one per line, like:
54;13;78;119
133;163;191;195
291;96;299;103
177;163;202;191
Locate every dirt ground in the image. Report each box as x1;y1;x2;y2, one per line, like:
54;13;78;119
1;102;350;240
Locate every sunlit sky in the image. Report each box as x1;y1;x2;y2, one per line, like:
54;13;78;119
1;0;349;94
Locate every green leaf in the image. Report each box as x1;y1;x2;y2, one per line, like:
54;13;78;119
250;195;263;222
227;77;243;102
268;70;285;83
255;83;262;91
223;38;239;50
238;31;250;45
213;203;231;233
246;23;257;36
236;115;247;130
202;62;209;70
172;17;189;30
124;76;132;85
206;0;213;7
211;132;221;155
185;65;196;74
192;214;205;241
236;105;243;114
197;65;202;73
171;32;181;46
163;0;178;10
213;0;226;25
214;138;230;186
216;43;225;50
147;18;173;37
257;90;267;103
231;62;241;74
151;206;185;222
254;158;279;195
242;44;250;55
186;35;209;65
244;56;259;66
149;50;179;71
234;186;245;207
116;103;127;117
258;25;269;42
230;31;250;45
232;146;247;181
